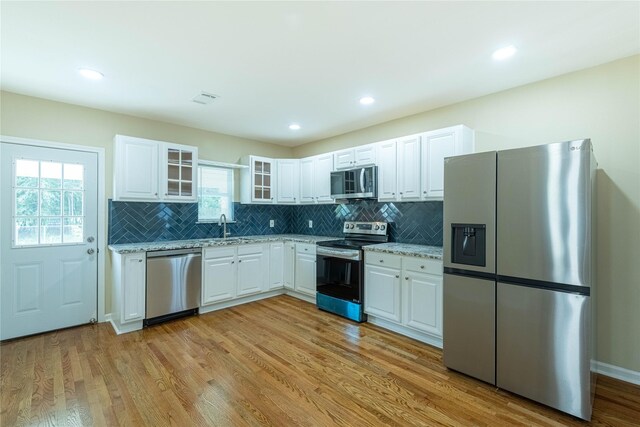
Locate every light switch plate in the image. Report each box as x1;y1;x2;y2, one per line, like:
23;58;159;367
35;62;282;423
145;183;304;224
270;220;275;228
308;220;313;228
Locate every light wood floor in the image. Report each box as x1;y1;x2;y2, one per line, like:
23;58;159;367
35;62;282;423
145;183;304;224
2;295;639;426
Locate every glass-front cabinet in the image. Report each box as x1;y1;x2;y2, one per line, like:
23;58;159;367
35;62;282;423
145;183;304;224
164;144;196;201
241;156;276;203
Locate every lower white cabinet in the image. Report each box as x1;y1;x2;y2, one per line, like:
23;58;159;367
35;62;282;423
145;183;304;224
364;252;443;342
110;251;146;334
202;247;237;304
269;242;285;290
284;242;296;290
202;244;268;305
295;243;317;296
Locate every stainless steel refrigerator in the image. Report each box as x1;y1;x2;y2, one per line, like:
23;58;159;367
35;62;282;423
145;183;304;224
442;140;596;420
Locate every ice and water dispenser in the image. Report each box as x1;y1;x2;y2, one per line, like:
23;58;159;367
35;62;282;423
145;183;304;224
451;224;486;267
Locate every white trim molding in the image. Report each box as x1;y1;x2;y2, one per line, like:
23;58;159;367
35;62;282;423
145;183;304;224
593;361;640;386
0;134;107;323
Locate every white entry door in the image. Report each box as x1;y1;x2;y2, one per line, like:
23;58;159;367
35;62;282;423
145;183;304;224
1;143;98;340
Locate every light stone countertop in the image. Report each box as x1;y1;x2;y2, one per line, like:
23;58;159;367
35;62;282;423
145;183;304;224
363;243;443;260
108;234;338;254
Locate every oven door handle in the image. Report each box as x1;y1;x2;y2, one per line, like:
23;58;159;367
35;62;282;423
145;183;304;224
316;247;362;261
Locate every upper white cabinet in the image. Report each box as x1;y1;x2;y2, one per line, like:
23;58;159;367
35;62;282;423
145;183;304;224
421;125;474;199
377;140;398;201
334;145;377;170
276;159;299;204
240;156;277;204
299;154;334;204
114;135;198;202
397;135;422;201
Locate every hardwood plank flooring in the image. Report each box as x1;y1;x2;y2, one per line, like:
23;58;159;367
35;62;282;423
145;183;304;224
1;295;639;426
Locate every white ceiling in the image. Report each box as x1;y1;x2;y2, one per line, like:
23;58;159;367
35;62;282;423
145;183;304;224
1;2;639;146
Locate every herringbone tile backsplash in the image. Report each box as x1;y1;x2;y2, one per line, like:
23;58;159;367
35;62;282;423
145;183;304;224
109;200;442;246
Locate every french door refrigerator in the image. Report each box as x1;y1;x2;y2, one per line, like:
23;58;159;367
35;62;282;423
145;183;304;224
442;140;596;420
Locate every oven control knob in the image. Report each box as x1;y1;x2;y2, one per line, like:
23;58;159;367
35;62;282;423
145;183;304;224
349;224;355;229
380;224;386;230
374;225;380;230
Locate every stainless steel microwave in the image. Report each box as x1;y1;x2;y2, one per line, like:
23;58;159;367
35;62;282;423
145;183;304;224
330;166;377;200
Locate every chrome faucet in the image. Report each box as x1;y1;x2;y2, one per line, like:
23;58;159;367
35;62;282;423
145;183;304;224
218;214;230;239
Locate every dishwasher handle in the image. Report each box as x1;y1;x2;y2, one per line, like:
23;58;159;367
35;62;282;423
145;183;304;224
147;248;202;258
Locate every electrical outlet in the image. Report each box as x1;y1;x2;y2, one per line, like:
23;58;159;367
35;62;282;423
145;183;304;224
269;220;275;228
308;220;313;228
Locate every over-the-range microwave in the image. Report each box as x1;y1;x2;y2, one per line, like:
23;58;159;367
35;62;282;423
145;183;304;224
330;166;377;200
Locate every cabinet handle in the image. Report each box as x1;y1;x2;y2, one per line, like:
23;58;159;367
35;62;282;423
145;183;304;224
405;276;409;280
138;259;143;263
238;260;242;263
395;275;399;278
379;259;384;263
231;261;235;264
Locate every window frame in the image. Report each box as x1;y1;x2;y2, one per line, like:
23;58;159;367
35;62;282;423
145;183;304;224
196;162;235;223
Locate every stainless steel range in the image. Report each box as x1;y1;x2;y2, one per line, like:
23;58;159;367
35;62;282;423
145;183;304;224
316;221;388;322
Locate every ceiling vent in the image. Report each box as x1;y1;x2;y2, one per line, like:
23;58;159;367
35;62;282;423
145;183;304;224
192;92;219;105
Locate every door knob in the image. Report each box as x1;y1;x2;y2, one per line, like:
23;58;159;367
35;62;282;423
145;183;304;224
87;248;95;255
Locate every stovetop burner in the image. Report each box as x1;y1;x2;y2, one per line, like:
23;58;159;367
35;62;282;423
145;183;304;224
317;239;376;250
317;221;389;250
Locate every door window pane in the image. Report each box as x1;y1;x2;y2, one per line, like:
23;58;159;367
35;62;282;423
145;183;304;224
12;158;85;247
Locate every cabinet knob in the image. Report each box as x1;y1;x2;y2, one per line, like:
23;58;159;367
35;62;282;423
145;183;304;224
423;191;427;194
138;259;143;263
155;193;158;196
421;265;425;269
400;192;403;195
231;261;235;264
392;192;395;196
405;276;409;280
238;260;242;263
395;275;399;278
379;259;384;263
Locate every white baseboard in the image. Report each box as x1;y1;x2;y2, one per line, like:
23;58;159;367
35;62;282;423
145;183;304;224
284;289;316;304
199;289;284;314
593;361;640;386
367;315;443;349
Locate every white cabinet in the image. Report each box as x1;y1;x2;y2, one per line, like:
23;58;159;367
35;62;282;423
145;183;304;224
277;159;299;204
114;135;198;203
397;135;422;201
295;243;317;296
241;156;276;204
284;242;296;290
237;245;265;297
364;264;402;323
110;251;146;334
202;244;267;306
114;136;159;201
377;140;398;201
299;154;334;204
162;143;197;202
421;125;474;199
202;247;237;304
269;242;284;290
402;257;442;336
334;145;376;170
365;252;443;343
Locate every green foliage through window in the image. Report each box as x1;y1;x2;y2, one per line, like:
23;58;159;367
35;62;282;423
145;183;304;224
198;164;234;222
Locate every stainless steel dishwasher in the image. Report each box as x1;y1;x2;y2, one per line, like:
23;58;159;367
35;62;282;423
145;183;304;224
145;248;201;325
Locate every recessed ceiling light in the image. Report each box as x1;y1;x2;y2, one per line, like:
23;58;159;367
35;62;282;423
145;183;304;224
78;68;104;80
289;123;301;130
492;45;517;61
360;96;375;105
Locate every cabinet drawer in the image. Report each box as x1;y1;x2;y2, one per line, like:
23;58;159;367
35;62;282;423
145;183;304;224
204;247;236;259
403;257;442;275
238;244;263;256
365;252;402;269
296;243;316;255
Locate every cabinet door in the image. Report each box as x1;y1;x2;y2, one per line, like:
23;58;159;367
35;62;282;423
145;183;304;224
377;140;397;201
422;128;457;199
277;160;299;203
355;144;376;166
237;250;264;296
299;157;315;203
269;242;284;290
404;271;442;336
397;135;421;200
284;242;295;289
314;154;334;203
202;250;236;305
364;265;401;322
115;136;159;201
122;253;146;323
251;157;276;203
334;149;355;170
295;244;316;296
162;143;197;202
